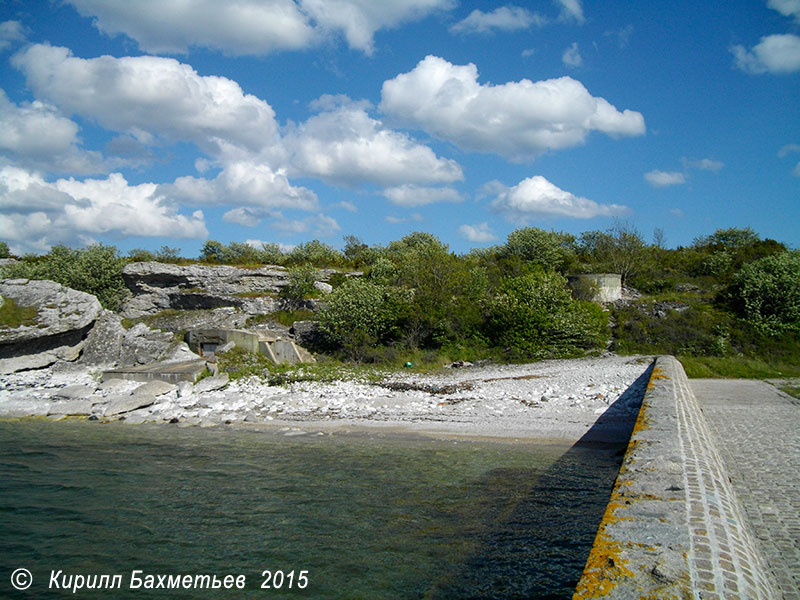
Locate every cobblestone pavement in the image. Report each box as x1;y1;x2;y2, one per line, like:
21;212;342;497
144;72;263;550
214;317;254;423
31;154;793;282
691;379;800;600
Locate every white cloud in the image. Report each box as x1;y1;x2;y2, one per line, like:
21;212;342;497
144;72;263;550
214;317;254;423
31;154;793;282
449;6;545;34
490;176;628;221
12;44;283;157
286;98;463;186
382;184;462;207
385;212;424;224
732;34;800;74
333;200;358;212
0;166;207;252
459;222;497;243
555;0;584;23
301;0;455;55
0;90;107;174
670;208;684;218
778;143;800;176
164;162;318;212
644;170;686;187
604;25;633;48
0;21;27;51
379;55;645;161
272;214;341;237
768;0;800;22
66;0;454;56
562;42;582;67
684;158;724;172
245;239;296;253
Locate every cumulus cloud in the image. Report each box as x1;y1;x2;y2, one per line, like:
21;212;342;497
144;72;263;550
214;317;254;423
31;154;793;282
768;0;800;22
12;44;283;157
164;161;318;212
732;34;800;74
490;176;628;221
382;184;462;207
0;20;27;51
556;0;585;23
0;166;207;252
562;42;582;67
459;222;497;243
379;56;645;161
286;98;463;186
449;6;545;34
66;0;454;55
0;90;107;174
644;170;686;187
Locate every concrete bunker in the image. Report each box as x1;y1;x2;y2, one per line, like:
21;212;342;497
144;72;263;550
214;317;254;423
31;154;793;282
567;273;622;303
185;328;315;365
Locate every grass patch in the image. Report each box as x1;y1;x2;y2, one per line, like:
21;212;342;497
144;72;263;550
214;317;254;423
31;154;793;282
233;290;278;298
678;355;800;379
120;308;185;329
778;385;800;399
248;309;315;328
216;347;390;384
0;296;39;328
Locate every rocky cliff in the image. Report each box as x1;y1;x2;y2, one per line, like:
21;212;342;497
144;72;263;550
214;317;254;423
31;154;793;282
119;261;296;318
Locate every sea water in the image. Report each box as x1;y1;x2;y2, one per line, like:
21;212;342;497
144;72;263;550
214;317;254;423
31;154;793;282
0;420;624;599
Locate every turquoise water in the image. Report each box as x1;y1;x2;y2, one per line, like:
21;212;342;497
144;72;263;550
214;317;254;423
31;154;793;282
0;420;623;599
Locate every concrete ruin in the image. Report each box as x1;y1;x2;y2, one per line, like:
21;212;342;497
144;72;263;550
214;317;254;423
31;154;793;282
184;328;315;365
567;273;622;303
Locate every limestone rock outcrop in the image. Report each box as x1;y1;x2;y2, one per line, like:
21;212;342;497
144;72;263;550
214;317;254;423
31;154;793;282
119;261;290;318
0;279;102;373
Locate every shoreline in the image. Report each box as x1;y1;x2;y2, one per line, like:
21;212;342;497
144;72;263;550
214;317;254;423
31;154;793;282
0;354;654;445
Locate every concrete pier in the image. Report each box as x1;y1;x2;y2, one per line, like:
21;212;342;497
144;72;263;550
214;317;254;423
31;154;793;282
692;379;800;600
573;356;781;599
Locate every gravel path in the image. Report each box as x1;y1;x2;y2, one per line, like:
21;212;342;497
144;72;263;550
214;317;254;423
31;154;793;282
0;354;654;442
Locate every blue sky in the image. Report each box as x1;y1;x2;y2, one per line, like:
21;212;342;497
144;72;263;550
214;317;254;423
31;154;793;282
0;0;798;257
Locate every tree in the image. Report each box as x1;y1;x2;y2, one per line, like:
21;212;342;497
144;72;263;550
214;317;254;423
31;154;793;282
0;241;10;258
200;240;225;263
155;245;182;263
693;227;760;251
502;227;577;274
579;222;646;284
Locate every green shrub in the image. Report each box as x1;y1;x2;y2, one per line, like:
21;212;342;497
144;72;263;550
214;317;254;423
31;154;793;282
725;251;800;335
0;244;128;311
317;278;408;360
280;264;319;302
484;269;609;359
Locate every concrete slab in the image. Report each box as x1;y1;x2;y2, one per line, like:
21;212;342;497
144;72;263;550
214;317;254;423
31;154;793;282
102;359;207;384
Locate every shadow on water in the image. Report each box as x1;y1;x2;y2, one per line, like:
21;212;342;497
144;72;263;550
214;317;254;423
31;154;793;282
424;361;655;600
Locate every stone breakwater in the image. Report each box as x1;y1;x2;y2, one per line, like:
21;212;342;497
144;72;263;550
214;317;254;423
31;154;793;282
573;355;780;599
0;355;650;442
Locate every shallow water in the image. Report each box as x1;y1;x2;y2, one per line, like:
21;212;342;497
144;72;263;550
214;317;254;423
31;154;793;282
0;420;623;599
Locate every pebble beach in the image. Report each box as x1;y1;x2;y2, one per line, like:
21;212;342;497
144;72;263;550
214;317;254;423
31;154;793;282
0;354;653;443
